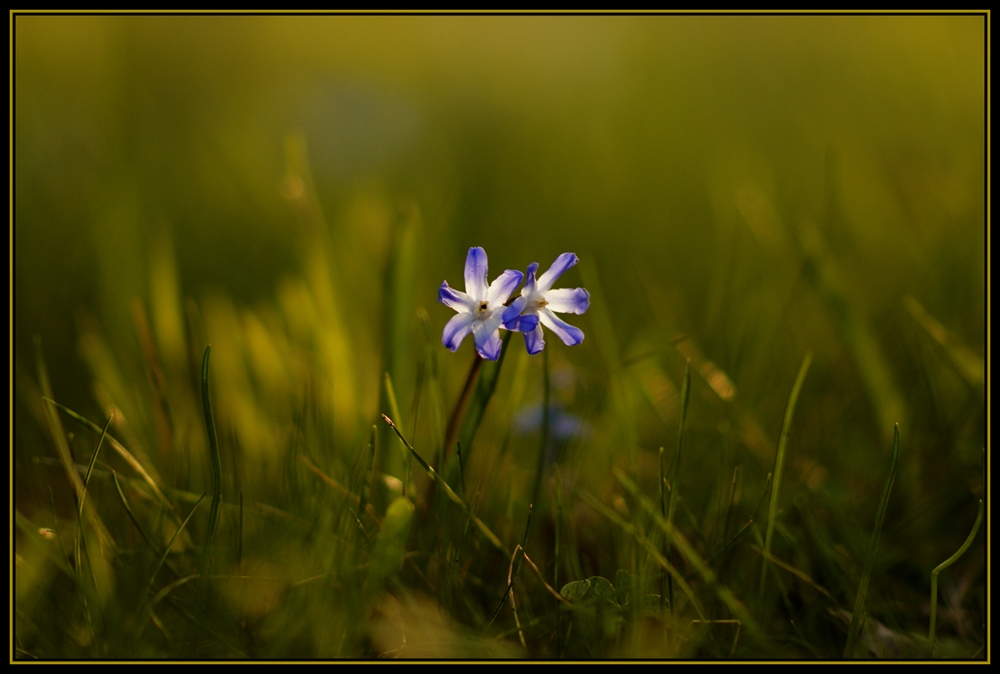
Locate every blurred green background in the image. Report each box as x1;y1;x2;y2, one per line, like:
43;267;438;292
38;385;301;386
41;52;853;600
13;14;986;658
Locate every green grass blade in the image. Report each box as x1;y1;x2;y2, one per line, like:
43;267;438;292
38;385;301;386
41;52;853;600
43;397;171;510
929;499;983;655
579;257;637;479
760;350;813;600
613;469;761;638
359;425;377;520
903;294;984;390
417;308;446;465
668;360;691;529
667;359;691;624
36;340;86;505
75;414;113;591
844;423;899;657
112;471;166;562
78;414;113;518
382;414;505;553
575;486;708;623
143;493;207;605
658;445;667;615
383;204;420;429
529;348;551;510
454;332;513;469
384;372;409;496
200;347;223;576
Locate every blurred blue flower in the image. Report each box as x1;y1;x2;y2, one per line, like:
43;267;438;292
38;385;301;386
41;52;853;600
439;247;538;361
502;253;590;354
514;402;591;440
514;401;592;467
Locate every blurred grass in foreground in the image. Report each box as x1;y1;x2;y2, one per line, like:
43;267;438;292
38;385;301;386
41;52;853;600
14;14;985;659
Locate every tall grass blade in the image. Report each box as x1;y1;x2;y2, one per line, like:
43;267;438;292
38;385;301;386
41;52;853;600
928;499;983;655
529;347;550;510
383;414;505;552
759;350;812;600
359;425;377;520
112;471;166;562
576;486;708;623
903;294;984;390
384;372;409;495
142;493;206;607
79;414;113;517
453;331;514;468
36;339;87;507
383;204;420;433
75;414;113;592
417;308;446;465
667;360;691;625
200;347;223;578
844;423;899;657
658;446;666;616
555;467;563;658
613;470;761;638
579;257;637;478
43;397;170;510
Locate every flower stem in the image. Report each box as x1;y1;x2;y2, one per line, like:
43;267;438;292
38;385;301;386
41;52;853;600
443;352;484;467
529;347;551;511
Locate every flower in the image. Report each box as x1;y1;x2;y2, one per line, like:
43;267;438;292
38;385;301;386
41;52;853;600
439;247;538;361
502;253;590;354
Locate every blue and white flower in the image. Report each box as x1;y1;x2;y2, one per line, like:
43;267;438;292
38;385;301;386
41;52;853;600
503;253;590;355
439;247;537;361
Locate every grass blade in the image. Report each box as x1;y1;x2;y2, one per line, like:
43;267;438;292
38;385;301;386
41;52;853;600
844;423;899;657
453;331;514;468
417;308;446;466
75;414;114;591
529;348;550;510
43;397;171;510
359;425;377;520
143;493;207;605
613;470;760;638
382;203;420;433
667;359;691;625
928;499;983;655
200;347;223;576
759;350;813;600
78;414;113;517
575;486;708;623
383;414;505;553
384;372;409;496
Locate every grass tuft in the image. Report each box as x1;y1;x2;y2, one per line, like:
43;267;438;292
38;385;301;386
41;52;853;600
844;423;899;658
760;350;813;601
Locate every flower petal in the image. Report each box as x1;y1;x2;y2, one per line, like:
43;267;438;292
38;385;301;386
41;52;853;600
521;262;540;298
464;247;489;300
502;296;528;328
539;308;584;346
536;253;578;293
442;312;476;352
543;287;590;315
471;313;505;360
486;269;523;306
524;323;546;354
516;313;539;332
439;281;474;312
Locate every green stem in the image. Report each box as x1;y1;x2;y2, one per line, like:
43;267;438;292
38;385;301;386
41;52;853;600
443;352;484;466
530;347;551;510
760;351;812;601
928;499;983;656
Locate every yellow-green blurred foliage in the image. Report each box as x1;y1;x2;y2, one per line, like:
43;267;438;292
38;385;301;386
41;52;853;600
13;14;985;658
